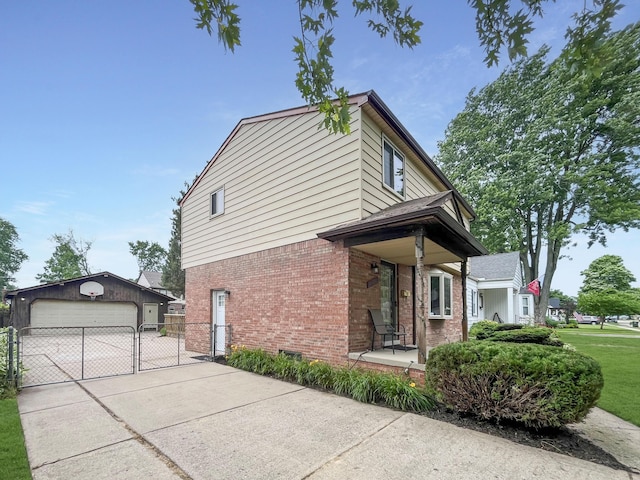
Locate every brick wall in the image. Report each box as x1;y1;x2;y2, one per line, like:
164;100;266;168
185;238;350;364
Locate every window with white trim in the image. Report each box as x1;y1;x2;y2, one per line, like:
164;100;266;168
383;139;405;197
522;296;530;316
471;289;478;317
430;272;453;318
210;187;225;218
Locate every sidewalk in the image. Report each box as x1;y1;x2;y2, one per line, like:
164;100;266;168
18;362;640;480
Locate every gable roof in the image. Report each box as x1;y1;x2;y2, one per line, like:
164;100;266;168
469;252;521;281
318;191;487;261
4;271;174;300
138;270;164;289
179;90;476;220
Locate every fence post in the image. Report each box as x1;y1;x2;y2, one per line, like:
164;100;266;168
7;327;14;384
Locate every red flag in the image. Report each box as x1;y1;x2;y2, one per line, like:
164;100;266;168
527;279;540;296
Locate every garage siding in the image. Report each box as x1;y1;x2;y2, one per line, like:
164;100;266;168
31;300;138;329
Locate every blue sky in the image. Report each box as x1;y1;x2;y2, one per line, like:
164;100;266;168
1;1;639;297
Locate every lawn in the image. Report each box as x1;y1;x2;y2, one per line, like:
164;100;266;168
0;397;32;480
556;325;640;427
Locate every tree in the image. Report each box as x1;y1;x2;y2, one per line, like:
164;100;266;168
579;255;636;295
128;241;168;276
436;24;640;324
0;218;28;289
578;289;640;327
189;0;623;134
162;179;194;299
36;231;93;283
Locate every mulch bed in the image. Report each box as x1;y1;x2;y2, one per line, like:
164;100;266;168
419;405;631;472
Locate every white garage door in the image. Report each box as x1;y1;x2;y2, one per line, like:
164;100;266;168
31;300;137;329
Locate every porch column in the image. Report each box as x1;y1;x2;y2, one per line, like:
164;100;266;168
415;226;427;364
507;286;514;323
461;258;468;341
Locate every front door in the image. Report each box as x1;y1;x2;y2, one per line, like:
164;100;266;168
380;262;397;329
212;291;226;354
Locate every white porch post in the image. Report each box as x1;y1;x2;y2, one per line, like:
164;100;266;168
507;287;514;324
415;226;427;364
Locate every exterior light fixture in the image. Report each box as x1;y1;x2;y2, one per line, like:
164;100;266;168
371;262;379;274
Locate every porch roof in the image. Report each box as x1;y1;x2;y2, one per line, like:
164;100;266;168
317;192;488;265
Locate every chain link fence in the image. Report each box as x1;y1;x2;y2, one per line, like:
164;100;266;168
1;327;19;390
18;326;136;387
137;322;232;371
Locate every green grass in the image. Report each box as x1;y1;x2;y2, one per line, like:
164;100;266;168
565;324;640;335
0;397;32;480
556;328;640;426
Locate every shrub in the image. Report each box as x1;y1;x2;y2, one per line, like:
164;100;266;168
159;327;167;336
485;327;564;346
566;319;579;328
425;341;603;429
226;346;435;413
469;320;523;340
545;317;560;328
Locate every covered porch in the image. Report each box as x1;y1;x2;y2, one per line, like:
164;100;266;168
318;191;487;367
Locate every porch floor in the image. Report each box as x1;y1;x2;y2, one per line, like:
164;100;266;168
348;346;425;371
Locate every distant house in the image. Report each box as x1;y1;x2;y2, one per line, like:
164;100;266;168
547;297;563;320
5;272;173;330
466;252;534;328
137;271;175;298
179;90;487;371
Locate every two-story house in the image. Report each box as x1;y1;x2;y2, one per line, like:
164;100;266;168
180;91;487;373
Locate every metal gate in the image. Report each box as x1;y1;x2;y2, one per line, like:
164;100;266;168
137;322;231;371
18;326;136;387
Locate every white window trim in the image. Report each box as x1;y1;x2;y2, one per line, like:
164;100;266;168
382;136;405;199
429;270;453;319
471;289;478;317
522;296;530;316
210;186;225;218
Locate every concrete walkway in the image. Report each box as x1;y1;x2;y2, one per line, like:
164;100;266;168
18;362;640;480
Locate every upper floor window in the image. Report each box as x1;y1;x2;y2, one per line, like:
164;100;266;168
383;139;405;197
210;187;225;218
430;272;452;318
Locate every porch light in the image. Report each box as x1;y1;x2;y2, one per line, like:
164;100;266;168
371;262;379;274
225;290;231;296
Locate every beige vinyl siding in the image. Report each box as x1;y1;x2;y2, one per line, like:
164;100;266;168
182;109;362;269
361;112;441;216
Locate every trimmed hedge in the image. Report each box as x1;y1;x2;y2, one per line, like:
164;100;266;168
470;321;563;346
425;341;603;428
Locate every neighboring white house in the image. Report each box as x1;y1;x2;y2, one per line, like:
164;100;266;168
466;252;534;329
136;271;175;298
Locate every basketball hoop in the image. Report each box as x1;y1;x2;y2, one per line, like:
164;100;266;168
80;281;104;300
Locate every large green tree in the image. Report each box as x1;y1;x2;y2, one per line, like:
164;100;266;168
128;241;167;277
579;255;636;294
578;289;640;327
189;0;623;134
37;231;92;283
162;180;194;299
0;218;28;289
436;23;640;324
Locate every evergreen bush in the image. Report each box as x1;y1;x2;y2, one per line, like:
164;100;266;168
425;341;603;428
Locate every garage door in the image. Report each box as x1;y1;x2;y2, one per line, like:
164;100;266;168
31;300;137;329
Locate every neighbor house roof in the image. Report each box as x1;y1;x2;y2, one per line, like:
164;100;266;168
138;271;164;289
4;272;173;300
469;252;521;281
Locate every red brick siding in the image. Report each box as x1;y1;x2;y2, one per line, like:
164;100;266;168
185;239;350;364
351;360;425;385
347;249;380;351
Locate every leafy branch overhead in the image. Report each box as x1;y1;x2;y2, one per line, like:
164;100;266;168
189;0;623;134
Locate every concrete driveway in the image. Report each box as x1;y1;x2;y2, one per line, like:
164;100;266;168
18;362;640;480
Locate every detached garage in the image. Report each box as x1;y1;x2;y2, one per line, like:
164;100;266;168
5;272;173;330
